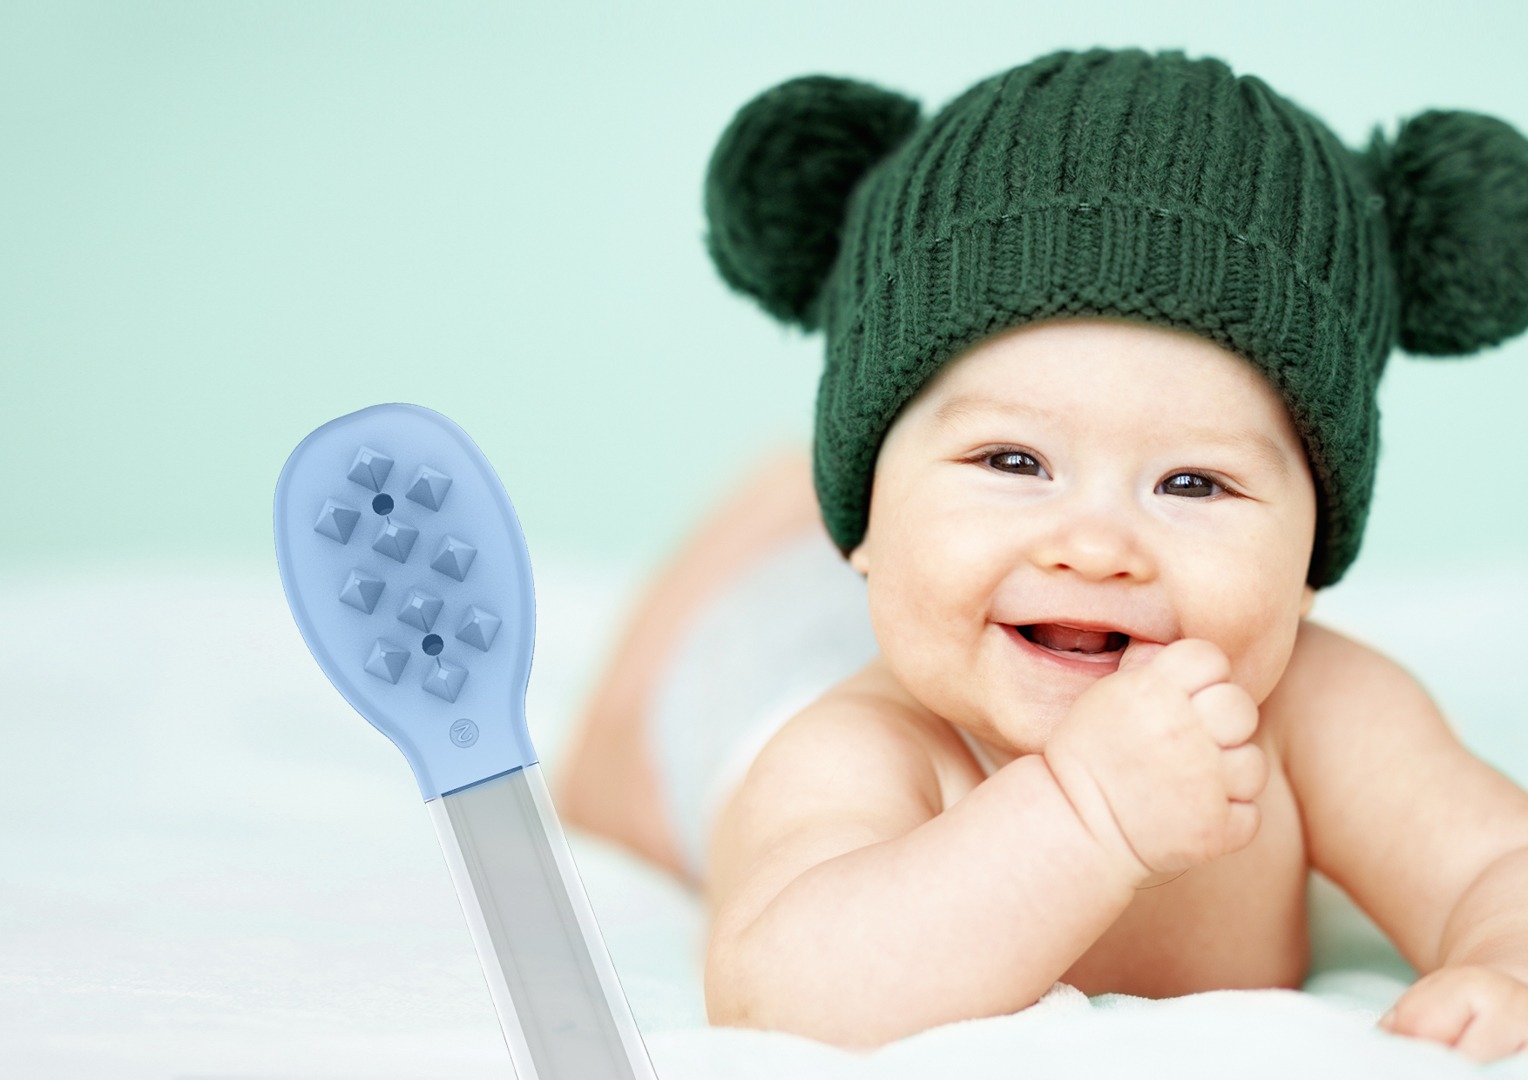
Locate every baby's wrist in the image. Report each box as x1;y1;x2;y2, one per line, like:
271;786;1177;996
1438;955;1528;989
1037;750;1153;889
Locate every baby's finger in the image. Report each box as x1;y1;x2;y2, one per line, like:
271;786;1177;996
1382;980;1472;1048
1383;968;1528;1061
1192;681;1259;746
1220;743;1269;803
1454;1009;1528;1063
1221;799;1262;855
1114;638;1165;672
1142;638;1231;696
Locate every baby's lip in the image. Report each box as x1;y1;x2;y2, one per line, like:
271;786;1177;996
1002;616;1165;645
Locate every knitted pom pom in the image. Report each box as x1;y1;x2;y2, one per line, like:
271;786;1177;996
1371;109;1528;356
704;75;920;331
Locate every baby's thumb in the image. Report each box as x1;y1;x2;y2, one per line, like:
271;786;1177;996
1115;638;1166;673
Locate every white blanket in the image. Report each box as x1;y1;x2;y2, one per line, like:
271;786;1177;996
2;559;1524;1078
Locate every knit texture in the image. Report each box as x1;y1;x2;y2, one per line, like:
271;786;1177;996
704;48;1528;586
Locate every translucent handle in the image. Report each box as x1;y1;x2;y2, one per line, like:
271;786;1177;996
428;764;659;1079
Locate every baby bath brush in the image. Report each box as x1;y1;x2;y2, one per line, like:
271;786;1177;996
274;403;658;1080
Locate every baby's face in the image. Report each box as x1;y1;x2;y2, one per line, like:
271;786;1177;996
850;316;1317;758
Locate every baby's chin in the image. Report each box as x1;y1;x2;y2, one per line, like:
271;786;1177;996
989;700;1074;758
911;682;1078;759
877;652;1089;754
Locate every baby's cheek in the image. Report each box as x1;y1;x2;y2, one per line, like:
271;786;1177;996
864;563;932;670
1209;594;1304;705
866;567;983;714
872;581;959;685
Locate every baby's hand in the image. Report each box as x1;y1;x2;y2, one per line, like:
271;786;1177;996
1043;638;1267;882
1381;965;1528;1061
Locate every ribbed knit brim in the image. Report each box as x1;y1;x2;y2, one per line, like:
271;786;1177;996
811;49;1398;587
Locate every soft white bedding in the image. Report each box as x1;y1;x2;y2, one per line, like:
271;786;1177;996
2;558;1524;1078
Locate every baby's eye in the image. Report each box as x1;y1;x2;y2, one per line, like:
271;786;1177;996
986;450;1047;476
1157;472;1224;498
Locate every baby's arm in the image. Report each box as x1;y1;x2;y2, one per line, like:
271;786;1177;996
1277;622;1528;1061
1381;852;1528;1059
706;709;1134;1047
706;640;1262;1047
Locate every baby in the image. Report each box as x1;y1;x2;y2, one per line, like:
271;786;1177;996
555;48;1528;1058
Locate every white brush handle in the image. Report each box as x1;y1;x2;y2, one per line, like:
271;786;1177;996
428;764;659;1079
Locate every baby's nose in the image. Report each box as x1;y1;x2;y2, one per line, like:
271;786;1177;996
1027;513;1156;582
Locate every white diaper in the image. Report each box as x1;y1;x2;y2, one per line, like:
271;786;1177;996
645;530;880;881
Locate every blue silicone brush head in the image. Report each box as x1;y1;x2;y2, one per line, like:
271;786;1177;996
274;403;539;799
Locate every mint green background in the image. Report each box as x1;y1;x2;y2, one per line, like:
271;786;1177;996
4;0;1526;584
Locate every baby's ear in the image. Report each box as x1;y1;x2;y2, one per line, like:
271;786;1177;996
848;543;870;576
1300;585;1316;618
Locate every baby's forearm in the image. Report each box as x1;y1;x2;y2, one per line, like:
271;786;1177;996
1438;845;1528;982
709;754;1136;1047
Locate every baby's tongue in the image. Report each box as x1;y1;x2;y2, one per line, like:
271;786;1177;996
1028;623;1121;654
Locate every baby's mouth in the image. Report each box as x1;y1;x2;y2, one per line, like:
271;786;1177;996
1016;623;1130;657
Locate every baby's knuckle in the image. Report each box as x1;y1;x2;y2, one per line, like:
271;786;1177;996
1221;684;1257;721
1179;809;1221;861
1249;749;1271;792
1144;683;1195;728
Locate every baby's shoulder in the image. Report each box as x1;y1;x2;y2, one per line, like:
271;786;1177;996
704;659;948;920
714;658;948;849
1257;617;1527;918
1260;616;1435;753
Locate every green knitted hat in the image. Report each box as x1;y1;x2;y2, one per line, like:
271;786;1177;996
702;48;1528;587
